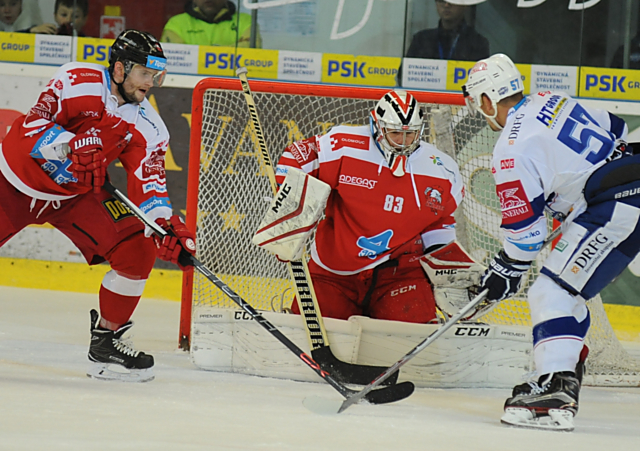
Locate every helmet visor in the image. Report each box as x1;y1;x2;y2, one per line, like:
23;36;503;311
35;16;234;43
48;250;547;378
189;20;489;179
125;62;167;88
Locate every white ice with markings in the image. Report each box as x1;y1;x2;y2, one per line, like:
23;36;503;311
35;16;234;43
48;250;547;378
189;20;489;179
1;286;639;451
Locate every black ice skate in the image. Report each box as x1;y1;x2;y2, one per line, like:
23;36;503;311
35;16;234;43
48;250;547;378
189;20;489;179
501;372;580;431
87;309;155;382
510;344;589;398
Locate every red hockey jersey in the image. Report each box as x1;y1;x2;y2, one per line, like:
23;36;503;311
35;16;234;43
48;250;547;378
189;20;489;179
0;62;171;222
276;125;463;274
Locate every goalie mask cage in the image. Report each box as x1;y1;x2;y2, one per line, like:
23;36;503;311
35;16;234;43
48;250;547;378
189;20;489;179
182;77;640;386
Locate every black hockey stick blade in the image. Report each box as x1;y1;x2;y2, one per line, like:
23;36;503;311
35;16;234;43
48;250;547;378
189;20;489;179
311;346;399;386
360;380;414;404
304;381;414;415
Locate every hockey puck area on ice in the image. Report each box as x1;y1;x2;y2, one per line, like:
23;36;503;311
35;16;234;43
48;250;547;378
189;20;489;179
302;396;344;415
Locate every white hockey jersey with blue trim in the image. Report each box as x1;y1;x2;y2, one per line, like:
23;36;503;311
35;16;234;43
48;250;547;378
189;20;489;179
492;91;628;261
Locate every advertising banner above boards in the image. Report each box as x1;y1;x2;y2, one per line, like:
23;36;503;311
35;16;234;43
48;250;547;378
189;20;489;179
0;31;638;101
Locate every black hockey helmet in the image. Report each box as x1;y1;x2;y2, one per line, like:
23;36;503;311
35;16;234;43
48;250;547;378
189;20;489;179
109;30;167;90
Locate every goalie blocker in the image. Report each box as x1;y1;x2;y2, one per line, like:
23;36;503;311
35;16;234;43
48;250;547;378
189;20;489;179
253;168;331;261
420;241;498;321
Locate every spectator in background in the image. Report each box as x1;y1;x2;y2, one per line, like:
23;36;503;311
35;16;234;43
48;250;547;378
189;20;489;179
161;0;261;48
0;0;57;34
611;31;640;70
54;0;88;36
406;0;489;61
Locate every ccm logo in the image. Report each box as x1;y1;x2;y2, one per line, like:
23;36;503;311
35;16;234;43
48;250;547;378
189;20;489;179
455;326;490;337
234;311;253;321
390;285;416;296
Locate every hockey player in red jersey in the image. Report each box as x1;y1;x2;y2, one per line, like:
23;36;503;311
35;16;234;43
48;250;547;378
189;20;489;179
264;90;476;323
0;30;196;382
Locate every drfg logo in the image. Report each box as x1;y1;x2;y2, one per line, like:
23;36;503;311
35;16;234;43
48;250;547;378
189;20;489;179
390;285;416;297
454;326;490;337
571;232;610;271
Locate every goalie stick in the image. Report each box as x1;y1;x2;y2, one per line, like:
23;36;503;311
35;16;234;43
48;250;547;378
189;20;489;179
102;181;415;405
236;66;399;386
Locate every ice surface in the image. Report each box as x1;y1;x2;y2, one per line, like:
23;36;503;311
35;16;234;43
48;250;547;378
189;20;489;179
1;286;639;451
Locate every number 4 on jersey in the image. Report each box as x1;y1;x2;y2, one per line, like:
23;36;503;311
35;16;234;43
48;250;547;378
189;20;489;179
357;229;394;259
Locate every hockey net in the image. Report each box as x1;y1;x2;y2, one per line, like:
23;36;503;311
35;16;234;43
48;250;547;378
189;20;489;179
182;77;640;386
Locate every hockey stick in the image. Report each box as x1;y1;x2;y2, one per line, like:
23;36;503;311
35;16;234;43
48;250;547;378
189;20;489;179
335;289;489;413
235;66;399;386
102;181;415;405
336;224;565;413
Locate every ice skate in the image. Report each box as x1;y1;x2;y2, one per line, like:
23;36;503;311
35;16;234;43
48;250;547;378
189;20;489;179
510;345;589;397
87;309;155;382
501;372;580;431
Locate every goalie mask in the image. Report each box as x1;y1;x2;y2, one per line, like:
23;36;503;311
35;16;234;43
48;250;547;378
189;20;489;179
370;90;424;177
462;54;523;130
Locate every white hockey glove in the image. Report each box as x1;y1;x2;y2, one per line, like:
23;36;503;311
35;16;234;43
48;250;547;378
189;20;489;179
420;241;492;321
252;168;331;262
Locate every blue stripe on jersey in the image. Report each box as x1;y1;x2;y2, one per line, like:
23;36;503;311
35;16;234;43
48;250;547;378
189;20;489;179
502;192;546;231
608;112;626;140
29;125;66;159
532;312;591;346
506;238;544;252
139;196;172;214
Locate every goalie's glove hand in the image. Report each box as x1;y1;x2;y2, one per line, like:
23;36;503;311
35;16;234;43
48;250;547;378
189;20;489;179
68;133;107;194
480;250;531;302
154;215;196;270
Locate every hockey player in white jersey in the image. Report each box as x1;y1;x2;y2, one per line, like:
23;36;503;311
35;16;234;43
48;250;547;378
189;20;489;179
463;54;640;431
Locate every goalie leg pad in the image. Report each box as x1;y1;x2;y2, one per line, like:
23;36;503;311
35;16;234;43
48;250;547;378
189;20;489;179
252;168;331;261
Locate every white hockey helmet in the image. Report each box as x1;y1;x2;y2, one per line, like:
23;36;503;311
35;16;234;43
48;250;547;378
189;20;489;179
370;90;425;177
462;54;523;128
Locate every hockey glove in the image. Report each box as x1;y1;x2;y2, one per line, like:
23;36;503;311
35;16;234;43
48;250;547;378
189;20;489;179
68;133;107;193
154;215;196;270
480;250;531;302
420;241;488;321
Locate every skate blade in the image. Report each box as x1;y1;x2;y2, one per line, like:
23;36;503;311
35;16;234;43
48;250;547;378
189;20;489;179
87;363;155;383
501;407;574;432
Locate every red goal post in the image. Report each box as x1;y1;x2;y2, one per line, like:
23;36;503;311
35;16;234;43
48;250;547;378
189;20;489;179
180;76;640;386
180;77;464;348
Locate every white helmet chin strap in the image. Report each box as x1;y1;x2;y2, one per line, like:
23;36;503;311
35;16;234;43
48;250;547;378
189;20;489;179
479;99;503;131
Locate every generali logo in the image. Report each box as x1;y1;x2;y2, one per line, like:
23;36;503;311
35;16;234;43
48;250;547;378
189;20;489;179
496;180;533;225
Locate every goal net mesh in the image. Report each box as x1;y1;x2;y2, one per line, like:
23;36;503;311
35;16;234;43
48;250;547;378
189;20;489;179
188;81;640;385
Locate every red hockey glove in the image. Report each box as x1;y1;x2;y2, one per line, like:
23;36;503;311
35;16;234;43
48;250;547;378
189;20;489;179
154;215;196;270
68;133;107;194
